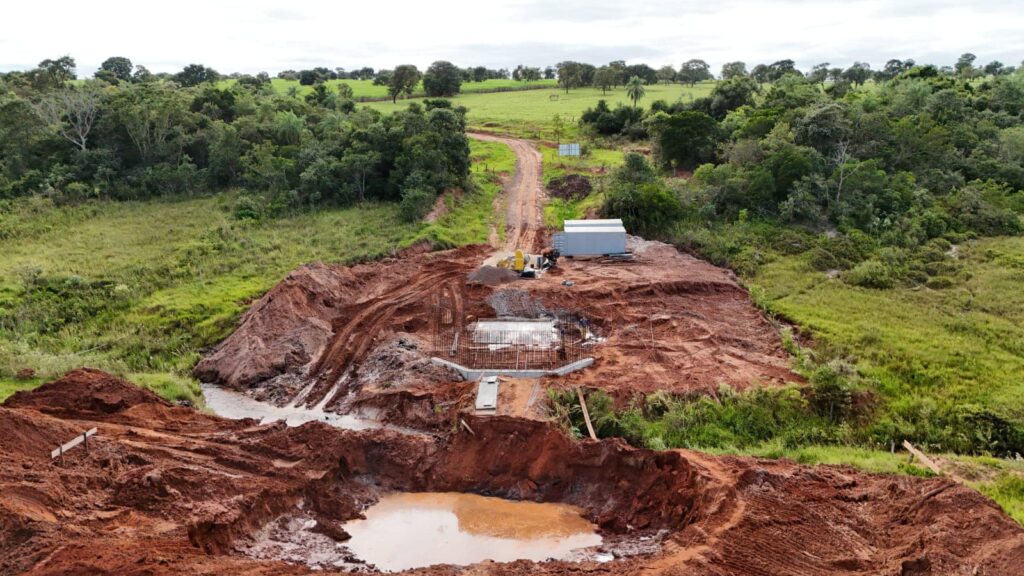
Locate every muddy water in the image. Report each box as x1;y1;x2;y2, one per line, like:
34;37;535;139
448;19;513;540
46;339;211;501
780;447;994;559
200;384;381;429
343;492;603;572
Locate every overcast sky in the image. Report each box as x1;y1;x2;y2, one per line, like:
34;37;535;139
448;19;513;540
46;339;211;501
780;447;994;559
2;0;1023;76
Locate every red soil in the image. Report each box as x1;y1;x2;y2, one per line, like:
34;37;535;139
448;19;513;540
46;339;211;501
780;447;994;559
2;370;1022;575
194;237;796;412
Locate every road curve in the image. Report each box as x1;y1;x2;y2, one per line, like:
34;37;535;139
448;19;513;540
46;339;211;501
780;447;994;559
468;132;545;252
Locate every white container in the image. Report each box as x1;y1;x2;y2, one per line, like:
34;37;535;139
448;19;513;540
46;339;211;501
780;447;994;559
563;219;624;228
553;227;627;256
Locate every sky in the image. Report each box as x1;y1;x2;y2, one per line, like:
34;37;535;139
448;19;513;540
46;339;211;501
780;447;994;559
2;0;1023;76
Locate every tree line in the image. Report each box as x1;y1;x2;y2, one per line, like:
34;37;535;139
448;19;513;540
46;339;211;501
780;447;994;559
0;56;471;221
592;61;1024;288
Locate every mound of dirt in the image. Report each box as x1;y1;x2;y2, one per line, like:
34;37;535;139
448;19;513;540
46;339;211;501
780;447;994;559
467;265;519;285
2;373;1022;575
546;174;593;200
193;262;364;391
4;368;167;416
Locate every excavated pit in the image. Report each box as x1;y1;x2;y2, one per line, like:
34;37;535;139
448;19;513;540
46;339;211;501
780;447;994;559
247;492;605;572
3;370;1024;575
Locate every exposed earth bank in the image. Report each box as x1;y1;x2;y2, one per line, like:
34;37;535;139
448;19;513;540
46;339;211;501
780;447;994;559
2;369;1023;575
193;237;797;412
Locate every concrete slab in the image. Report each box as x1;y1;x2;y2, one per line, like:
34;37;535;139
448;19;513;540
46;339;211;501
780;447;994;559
475;376;499;411
430;357;595;380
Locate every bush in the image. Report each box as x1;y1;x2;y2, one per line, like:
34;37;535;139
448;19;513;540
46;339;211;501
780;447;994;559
844;259;896;289
399;186;435;222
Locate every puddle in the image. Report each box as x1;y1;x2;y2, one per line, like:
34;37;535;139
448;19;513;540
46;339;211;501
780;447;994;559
343;492;603;572
201;383;381;430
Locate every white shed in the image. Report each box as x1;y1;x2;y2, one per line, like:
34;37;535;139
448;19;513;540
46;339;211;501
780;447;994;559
553;221;627;256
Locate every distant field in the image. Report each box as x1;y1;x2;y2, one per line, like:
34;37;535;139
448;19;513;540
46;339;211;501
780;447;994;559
218;78;558;99
362;82;718;138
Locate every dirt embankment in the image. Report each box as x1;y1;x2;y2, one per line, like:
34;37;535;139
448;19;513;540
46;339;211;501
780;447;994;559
2;370;1023;575
195;236;795;411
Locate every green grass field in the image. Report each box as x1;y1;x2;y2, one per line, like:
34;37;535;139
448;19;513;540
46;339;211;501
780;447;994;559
219;78;558;99
363;82;717;138
0;139;509;407
752;236;1024;433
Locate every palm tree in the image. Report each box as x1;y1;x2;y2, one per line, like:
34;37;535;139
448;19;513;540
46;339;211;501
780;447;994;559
286;85;299;99
626;76;646;108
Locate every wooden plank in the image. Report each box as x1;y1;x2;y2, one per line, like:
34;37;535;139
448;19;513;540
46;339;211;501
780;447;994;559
902;440;943;476
577;388;597;440
51;428;98;460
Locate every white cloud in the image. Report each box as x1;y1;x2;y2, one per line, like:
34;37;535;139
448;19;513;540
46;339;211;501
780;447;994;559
1;0;1022;75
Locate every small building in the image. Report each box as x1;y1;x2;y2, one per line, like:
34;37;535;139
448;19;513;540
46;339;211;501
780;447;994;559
553;219;627;256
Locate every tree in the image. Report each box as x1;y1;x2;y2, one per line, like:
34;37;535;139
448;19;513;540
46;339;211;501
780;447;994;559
626;76;646;108
623;64;657;85
751;64;770;84
39;56;77;81
175;64;219;87
423;61;462;97
543;67;555;80
678;59;712;86
984;61;1007;76
875;59;914;82
807;63;830;85
767;59;798;81
955;53;977;78
556;61;584;93
336;82;354;99
552;114;564;144
708;77;757;119
593;66;616;95
31;83;102;151
132;65;154;83
649;111;720;170
388;65;421;103
721;61;748;80
520;66;541;82
841;62;872;86
657;65;677;84
99;57;133;82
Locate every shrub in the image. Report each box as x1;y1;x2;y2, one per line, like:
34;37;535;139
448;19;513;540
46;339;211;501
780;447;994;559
844;259;896;289
399;186;435;222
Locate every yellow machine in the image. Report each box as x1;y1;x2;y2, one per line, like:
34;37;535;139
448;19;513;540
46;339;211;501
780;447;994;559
496;249;558;277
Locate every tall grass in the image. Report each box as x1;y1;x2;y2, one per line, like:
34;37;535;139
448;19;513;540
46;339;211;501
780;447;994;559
0;139;509;405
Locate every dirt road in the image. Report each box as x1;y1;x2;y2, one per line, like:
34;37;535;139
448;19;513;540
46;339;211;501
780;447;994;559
468;132;544;252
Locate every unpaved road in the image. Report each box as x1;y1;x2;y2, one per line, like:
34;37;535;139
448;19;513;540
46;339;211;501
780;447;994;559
468;132;544;252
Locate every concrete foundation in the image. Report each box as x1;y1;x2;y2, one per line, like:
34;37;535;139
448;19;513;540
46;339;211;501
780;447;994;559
431;357;594;380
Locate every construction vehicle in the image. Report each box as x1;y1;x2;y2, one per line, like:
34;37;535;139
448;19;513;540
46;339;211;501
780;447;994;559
496;249;558;278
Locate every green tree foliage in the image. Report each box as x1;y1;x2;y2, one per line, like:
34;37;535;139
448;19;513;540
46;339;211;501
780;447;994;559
592;66;616;95
0;63;470;212
98;56;133;83
625;76;646;108
648;110;720;170
721;61;748;80
422;61;462;97
556;61;594;92
678;59;712;86
388;65;421;103
174;64;219;87
602;153;683;236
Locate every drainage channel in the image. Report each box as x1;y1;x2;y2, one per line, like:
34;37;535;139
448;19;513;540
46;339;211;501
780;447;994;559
201;383;405;432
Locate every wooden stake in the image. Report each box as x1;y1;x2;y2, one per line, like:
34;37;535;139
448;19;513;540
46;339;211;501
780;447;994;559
577;387;597;440
902;440;943;476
